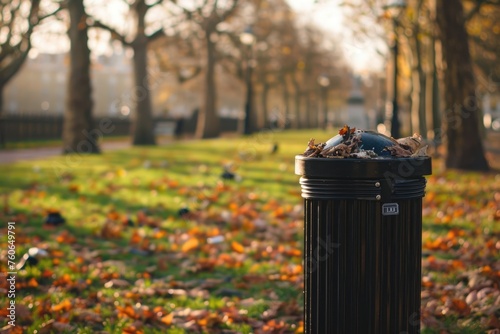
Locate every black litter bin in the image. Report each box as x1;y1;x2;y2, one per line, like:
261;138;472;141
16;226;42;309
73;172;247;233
295;130;431;334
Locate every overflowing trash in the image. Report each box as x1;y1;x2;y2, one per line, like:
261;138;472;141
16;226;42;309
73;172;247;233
303;125;428;158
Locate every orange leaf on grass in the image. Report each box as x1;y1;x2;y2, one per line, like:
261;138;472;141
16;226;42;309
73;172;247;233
116;305;139;319
452;298;471;316
181;238;199;253
296;321;304;333
207;227;220;237
124;292;140;300
137;211;148;225
286;248;302;257
122;326;144;334
51;250;65;258
107;211;121;220
68;184;79;193
188;226;200;236
160;312;174;325
101;221;122;239
27;277;38;288
56;231;76;244
53;274;73;287
272;207;287;219
229;202;239;212
231;241;245;254
451;260;465;270
167;180;179;189
130;230;142;244
153;230;166;239
447;228;465;238
42;269;54;278
481;265;493;274
51;299;72;312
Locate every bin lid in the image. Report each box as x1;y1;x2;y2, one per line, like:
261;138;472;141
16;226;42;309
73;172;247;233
295;128;432;179
295;155;431;179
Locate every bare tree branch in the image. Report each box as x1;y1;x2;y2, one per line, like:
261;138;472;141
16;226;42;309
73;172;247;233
147;0;163;9
218;0;239;22
176;66;202;83
0;0;44;85
38;6;64;21
147;28;164;43
4;1;22;47
91;20;130;46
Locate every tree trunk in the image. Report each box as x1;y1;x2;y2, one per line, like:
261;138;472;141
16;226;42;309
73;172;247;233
243;62;259;135
408;72;415;134
431;66;441;145
261;82;269;128
413;31;428;139
436;0;489;171
291;75;301;129
131;36;156;145
195;31;220;139
63;0;100;154
305;92;312;128
410;1;427;139
410;68;427;138
427;34;441;147
281;75;290;128
131;0;155;145
418;75;427;137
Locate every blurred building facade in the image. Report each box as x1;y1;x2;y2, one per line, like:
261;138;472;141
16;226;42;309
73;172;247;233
4;52;135;116
336;75;372;129
4;50;246;121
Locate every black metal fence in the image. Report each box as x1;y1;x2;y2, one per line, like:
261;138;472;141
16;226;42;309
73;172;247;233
0;112;239;144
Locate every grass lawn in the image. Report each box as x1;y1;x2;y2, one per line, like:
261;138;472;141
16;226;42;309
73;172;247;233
0;129;499;333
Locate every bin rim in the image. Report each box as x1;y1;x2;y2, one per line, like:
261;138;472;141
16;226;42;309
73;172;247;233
295;155;432;179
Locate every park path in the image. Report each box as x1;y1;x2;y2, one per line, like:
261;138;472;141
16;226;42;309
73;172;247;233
0;141;131;165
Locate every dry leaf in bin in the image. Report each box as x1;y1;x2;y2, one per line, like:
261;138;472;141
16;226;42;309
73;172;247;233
386;133;428;157
396;133;423;153
384;145;413;157
303;138;326;157
338;124;356;139
322;143;351;158
412;145;428;157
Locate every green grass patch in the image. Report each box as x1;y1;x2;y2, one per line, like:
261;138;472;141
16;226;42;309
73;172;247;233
0;129;498;333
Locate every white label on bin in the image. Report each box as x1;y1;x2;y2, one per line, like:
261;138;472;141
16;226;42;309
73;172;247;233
382;203;399;216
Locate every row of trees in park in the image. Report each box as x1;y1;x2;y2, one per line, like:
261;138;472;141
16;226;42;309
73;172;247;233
1;0;498;171
345;0;499;171
0;0;350;149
